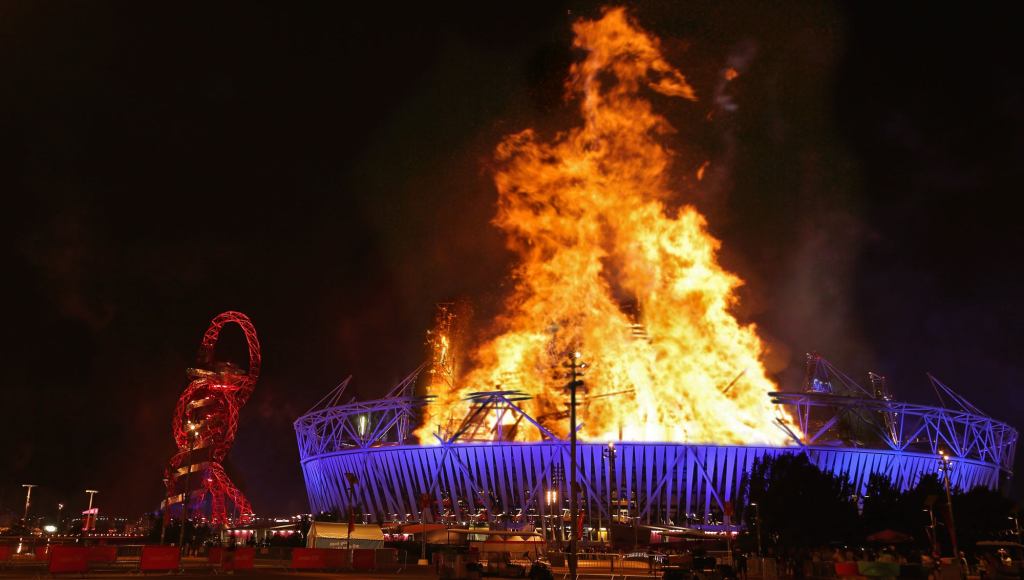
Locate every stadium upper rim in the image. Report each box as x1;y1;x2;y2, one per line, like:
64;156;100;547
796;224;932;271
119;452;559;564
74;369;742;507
294;354;1017;476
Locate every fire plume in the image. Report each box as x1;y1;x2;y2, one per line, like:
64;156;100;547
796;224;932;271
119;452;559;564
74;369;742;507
419;7;794;446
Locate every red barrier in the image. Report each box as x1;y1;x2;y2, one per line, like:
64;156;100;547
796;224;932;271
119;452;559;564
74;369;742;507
48;546;90;574
376;547;398;565
140;545;180;571
292;548;328;569
353;548;375;570
34;545;51;560
208;546;224;564
0;545;11;562
835;561;860;577
88;545;118;563
224;547;255;571
325;549;347;568
292;547;350;569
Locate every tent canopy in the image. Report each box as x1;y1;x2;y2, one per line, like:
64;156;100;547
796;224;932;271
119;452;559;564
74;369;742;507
308;522;384;541
400;523;448;534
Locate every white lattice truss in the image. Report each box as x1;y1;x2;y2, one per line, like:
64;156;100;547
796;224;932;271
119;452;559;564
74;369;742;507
294;365;1016;526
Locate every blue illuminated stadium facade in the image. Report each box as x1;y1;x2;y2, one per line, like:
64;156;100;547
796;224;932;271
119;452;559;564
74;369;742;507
293;356;1016;526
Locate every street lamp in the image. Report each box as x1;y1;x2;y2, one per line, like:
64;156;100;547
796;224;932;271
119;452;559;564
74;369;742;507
344;472;358;567
545;489;559;544
84;489;99;533
57;503;65;534
749;502;763;558
938;453;958;558
602;443;616;535
564;351;586;580
22;484;37;523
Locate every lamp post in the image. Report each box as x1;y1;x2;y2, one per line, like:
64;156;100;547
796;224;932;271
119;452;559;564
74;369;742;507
564;352;586;580
84;489;99;533
749;502;763;558
602;442;616;545
938;453;958;558
22;484;37;523
344;472;358;567
57;503;65;535
545;489;558;544
178;421;199;554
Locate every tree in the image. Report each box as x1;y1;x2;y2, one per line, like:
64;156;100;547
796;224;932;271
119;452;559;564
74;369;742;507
743;453;859;553
952;486;1017;553
862;473;903;534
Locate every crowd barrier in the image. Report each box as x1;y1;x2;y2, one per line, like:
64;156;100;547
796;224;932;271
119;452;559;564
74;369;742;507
139;545;180;571
87;545;118;563
290;547;397;571
219;547;256;571
48;546;89;574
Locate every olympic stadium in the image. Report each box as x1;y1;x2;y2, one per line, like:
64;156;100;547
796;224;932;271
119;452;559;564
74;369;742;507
293;354;1016;531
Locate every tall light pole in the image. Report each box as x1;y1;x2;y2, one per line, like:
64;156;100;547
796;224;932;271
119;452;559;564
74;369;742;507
750;502;763;558
178;421;199;554
546;489;560;544
84;489;99;533
602;442;616;546
938;453;958;558
344;472;358;567
22;484;37;523
85;490;99;512
565;351;586;580
57;503;65;534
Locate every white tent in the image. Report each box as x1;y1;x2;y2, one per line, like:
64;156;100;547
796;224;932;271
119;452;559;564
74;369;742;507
306;522;384;549
477;533;543;557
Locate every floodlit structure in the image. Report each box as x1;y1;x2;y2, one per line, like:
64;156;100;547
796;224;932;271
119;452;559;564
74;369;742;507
294;354;1016;528
165;311;261;525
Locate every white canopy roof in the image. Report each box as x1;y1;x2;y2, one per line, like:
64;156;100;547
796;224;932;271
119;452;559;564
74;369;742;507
308;521;384;541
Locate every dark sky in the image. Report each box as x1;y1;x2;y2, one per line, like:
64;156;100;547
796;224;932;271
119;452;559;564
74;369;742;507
2;2;1022;519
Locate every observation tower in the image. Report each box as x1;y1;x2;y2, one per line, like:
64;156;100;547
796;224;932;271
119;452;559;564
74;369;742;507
164;311;261;526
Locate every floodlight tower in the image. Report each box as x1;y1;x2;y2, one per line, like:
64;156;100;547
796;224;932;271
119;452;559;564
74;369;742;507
84;490;99;532
22;484;37;522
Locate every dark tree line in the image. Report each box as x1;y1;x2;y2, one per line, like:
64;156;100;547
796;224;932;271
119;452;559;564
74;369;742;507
740;454;1020;556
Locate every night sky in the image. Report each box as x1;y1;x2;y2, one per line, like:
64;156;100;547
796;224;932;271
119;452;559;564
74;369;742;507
2;2;1022;519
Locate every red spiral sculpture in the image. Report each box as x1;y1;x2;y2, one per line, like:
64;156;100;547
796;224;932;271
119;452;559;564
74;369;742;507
165;311;260;525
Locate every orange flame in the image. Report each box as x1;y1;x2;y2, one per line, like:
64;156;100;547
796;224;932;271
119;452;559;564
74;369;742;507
418;7;795;445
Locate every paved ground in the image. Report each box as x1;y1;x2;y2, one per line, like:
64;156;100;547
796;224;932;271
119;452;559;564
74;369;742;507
0;573;435;579
0;558;444;578
0;557;664;579
0;565;441;579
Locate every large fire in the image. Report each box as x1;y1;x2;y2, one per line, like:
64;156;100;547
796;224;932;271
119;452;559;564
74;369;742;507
419;7;794;446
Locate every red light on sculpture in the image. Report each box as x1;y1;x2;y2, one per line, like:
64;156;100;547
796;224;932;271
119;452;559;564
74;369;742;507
164;311;261;525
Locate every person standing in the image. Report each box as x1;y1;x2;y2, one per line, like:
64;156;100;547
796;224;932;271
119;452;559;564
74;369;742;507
735;551;748;580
